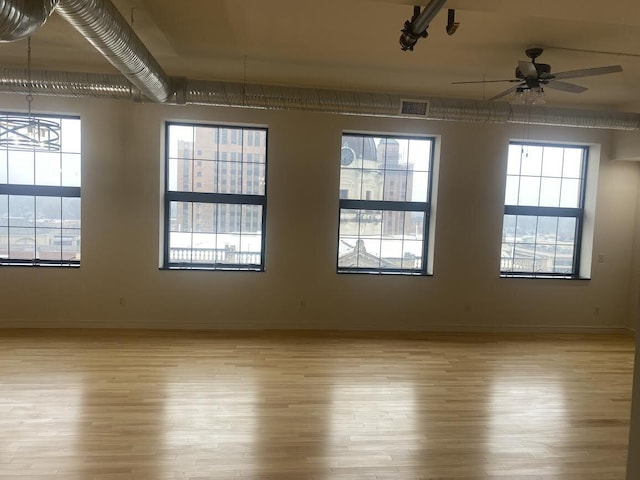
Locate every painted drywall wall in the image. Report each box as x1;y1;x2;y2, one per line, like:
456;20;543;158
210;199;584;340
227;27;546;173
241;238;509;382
614;130;640;162
630;181;640;331
0;93;639;331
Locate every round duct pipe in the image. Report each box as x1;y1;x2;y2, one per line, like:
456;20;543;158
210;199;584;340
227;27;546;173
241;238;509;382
56;0;172;103
0;0;59;42
0;67;639;131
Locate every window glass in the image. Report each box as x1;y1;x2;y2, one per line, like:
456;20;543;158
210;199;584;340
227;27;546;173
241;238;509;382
164;123;267;270
501;142;586;277
337;133;434;275
0;114;81;266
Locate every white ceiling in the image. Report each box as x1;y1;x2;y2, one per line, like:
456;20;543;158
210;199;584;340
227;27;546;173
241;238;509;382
1;0;639;110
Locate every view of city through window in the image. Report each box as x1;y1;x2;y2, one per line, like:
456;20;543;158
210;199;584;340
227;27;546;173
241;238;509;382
500;142;587;276
0;114;81;266
337;133;434;274
164;123;267;270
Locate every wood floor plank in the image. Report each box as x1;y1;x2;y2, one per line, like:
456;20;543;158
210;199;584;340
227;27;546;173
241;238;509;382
0;329;633;479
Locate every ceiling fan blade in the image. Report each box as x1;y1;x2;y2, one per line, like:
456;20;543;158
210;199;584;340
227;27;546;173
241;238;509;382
545;80;587;94
452;79;516;84
490;85;519;101
519;60;538;78
552;65;623;80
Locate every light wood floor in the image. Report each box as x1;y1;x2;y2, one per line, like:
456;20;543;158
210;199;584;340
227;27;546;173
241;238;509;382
0;329;634;480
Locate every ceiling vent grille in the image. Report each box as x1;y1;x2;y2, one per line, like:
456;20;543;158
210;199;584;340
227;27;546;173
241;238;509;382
400;99;430;117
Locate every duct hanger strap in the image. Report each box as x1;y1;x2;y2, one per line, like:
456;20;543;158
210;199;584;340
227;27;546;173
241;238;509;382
56;0;172;103
0;0;59;41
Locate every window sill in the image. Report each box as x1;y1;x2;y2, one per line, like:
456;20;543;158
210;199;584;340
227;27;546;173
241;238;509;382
500;273;590;280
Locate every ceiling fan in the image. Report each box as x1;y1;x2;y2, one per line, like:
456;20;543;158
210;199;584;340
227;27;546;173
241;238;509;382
453;47;623;101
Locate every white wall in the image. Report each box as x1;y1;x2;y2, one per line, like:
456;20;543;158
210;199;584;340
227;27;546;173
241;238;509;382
0;93;639;331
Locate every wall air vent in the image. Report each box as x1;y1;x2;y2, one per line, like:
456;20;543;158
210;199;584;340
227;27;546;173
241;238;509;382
400;99;430;117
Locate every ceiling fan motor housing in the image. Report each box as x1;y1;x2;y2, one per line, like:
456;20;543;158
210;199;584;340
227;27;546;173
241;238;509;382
515;63;551;79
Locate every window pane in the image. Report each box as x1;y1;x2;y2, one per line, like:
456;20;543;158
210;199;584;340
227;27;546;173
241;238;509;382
557;217;577;245
8;150;34;184
0;194;7;226
35;152;61;186
401;239;423;269
168;125;194;158
338;134;432;274
61;154;81;187
172;201;192;233
555;245;575;273
534;244;555;273
169;231;193;263
61;227;81;260
60;118;81;153
37;227;61;261
362;169;384;200
339;168;362;200
506;144;522;175
541;147;564;177
502;214;516;242
515;215;536;241
9;226;35;259
407;138;431;171
36;196;61;225
165;124;267;270
410;170;429;202
171;159;193;192
0;150;6;184
563;149;583;178
241;205;262;234
539;177;561;207
504;176;519;205
518;176;541;206
520;146;543;176
559;179;580;208
0;226;7;259
0;113;81;266
536;216;558;244
194;203;216;233
62;197;81;225
9;195;34;225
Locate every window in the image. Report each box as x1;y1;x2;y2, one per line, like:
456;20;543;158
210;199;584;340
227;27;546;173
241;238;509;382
337;133;434;274
500;142;588;278
164;122;267;270
0;113;81;266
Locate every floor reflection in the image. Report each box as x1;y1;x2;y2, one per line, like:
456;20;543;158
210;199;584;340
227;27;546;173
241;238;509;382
163;376;258;478
0;332;633;479
488;369;567;477
330;381;417;476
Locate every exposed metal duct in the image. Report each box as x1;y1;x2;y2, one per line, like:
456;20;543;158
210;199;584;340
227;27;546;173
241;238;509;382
0;67;639;131
0;0;59;41
0;67;135;99
56;0;172;103
400;0;448;51
182;79;640;130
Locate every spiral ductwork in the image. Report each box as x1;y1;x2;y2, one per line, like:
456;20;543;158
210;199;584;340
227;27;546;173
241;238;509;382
56;0;171;103
182;79;640;130
0;67;639;130
0;0;59;41
0;67;134;99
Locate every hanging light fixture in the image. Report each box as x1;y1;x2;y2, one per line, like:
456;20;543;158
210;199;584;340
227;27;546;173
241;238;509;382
0;37;61;152
511;86;546;106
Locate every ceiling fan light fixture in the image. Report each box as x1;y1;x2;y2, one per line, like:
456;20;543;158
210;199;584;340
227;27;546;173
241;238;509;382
512;87;546;105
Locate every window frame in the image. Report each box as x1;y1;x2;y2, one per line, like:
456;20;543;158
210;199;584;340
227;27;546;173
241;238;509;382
0;112;81;267
162;121;268;271
500;140;589;279
337;132;435;276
